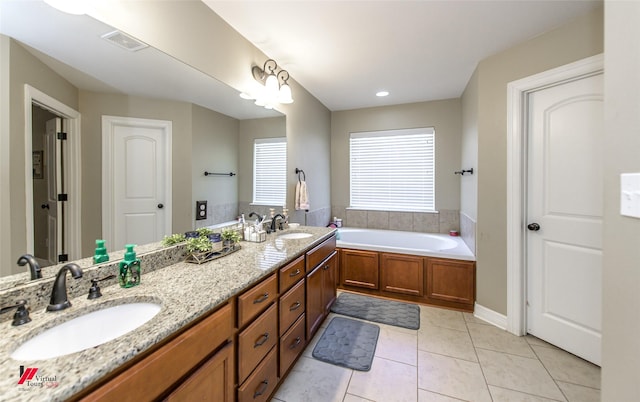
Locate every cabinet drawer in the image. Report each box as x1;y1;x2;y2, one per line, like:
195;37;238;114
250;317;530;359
279;279;305;336
81;304;232;401
238;303;278;384
237;347;278;402
279;255;305;293
238;274;277;328
279;314;306;378
306;235;336;272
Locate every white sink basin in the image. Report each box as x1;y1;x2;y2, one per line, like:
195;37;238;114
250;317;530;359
11;302;161;361
278;232;313;240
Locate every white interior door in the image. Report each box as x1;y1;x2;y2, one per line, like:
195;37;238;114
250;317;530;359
526;73;603;365
103;116;172;251
45;118;62;264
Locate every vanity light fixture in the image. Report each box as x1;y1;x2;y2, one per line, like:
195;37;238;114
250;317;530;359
241;59;294;109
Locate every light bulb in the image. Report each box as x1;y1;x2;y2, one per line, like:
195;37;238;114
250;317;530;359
278;84;293;104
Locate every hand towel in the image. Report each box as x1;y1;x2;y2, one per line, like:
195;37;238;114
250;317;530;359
295;180;310;211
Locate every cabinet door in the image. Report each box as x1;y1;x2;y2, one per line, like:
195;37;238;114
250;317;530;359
380;253;424;296
340;249;379;289
426;258;475;305
164;342;234;402
306;264;323;340
322;252;338;313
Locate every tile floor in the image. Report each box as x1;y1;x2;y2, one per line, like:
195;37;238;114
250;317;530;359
272;304;600;402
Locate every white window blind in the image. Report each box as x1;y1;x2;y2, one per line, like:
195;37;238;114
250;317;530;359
350;128;435;212
253;137;287;205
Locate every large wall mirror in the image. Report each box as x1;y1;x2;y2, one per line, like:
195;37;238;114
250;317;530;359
0;1;286;281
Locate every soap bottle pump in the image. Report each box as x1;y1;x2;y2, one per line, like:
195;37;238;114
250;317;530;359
93;239;109;264
119;244;141;288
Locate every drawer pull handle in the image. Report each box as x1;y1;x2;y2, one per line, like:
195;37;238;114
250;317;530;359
289;301;301;311
289;336;302;349
323;264;330;271
289;268;301;277
253;293;269;304
254;332;269;348
253;380;269;398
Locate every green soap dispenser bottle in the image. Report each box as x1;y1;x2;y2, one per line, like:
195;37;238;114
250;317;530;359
119;244;141;288
93;239;109;264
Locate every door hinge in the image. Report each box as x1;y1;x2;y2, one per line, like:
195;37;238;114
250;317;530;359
57;132;67;140
58;254;69;263
58;193;68;202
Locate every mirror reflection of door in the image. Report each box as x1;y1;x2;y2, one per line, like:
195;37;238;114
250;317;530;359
32;106;65;267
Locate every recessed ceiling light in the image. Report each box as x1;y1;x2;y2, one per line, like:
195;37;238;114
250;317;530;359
376;91;389;97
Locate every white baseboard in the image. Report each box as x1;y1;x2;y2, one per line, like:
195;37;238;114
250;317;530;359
474;303;508;330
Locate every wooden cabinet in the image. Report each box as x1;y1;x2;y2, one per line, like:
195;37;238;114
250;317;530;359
279;314;306;377
340;249;379;290
237;274;277;328
279;279;305;336
238;303;278;384
380;253;424;296
165;342;234;402
338;248;476;311
279;255;305;293
237;347;278;402
78;304;233;402
307;251;337;339
306;235;336;273
426;258;475;306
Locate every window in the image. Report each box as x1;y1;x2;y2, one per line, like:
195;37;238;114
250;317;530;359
350;127;435;211
253;137;287;205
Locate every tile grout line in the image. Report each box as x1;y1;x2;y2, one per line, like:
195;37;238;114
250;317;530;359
464;312;495;402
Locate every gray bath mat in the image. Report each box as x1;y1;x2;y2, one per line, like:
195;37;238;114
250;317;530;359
312;316;380;371
330;292;420;330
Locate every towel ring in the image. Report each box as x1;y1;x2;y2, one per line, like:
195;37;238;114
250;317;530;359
295;168;306;182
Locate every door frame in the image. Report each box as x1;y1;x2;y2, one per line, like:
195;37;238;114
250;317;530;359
506;54;603;336
24;85;82;260
101;115;172;247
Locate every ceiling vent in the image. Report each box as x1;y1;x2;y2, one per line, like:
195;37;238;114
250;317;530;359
101;30;148;52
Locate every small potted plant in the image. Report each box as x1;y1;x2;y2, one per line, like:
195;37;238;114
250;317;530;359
221;228;242;250
184;236;214;264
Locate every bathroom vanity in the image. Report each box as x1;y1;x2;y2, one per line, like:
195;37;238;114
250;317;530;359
0;227;336;402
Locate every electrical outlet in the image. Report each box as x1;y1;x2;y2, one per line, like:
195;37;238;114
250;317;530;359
196;201;207;221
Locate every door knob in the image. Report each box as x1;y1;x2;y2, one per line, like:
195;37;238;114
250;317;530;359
41;203;50;210
527;223;540;231
157;203;164;209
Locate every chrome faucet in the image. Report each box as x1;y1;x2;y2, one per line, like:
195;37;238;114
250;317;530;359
270;214;286;232
47;263;83;312
17;254;41;280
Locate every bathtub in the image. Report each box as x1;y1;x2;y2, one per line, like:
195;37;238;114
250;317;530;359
336;227;475;261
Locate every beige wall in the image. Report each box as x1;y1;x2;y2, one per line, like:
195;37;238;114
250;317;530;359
191;104;240;226
460;69;478;221
472;7;603;314
0;36;11;276
88;0;332;227
601;1;640;399
331;98;462;213
6;38;79;273
78;90;193;256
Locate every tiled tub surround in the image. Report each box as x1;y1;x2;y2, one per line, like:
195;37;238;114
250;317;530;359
0;226;335;401
460;211;476;255
332;207;460;234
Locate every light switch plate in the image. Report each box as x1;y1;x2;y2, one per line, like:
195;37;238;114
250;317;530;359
620;173;640;219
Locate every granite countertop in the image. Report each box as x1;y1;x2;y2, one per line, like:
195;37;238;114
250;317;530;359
0;226;335;401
